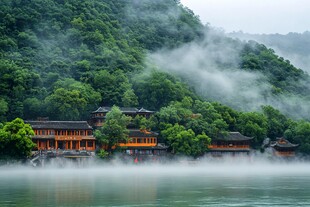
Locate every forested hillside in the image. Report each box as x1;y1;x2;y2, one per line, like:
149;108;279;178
229;31;310;73
1;0;310;154
0;0;203;121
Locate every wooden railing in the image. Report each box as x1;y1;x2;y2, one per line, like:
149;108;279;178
118;143;157;147
209;145;250;149
275;151;295;156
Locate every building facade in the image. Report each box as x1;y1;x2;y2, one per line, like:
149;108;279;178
270;138;298;157
89;106;154;128
89;106;167;157
26;121;96;151
120;130;167;156
209;132;253;156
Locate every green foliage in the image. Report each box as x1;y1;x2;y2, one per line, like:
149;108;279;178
120;0;203;51
284;121;310;154
1;0;310;155
161;123;211;157
92;69;136;106
52;78;101;119
262;105;288;139
241;42;309;96
97;149;109;159
132;115;156;131
94;106;131;152
0;98;8;123
133;70;196;110
44;88;87;120
236;112;268;147
122;89;139;107
0;118;35;159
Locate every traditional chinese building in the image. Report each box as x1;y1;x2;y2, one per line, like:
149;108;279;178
89;106;154;128
89;106;167;157
26;121;96;151
270;138;298;157
209;132;253;156
120;130;168;156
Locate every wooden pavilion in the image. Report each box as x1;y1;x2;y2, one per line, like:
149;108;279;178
26;121;96;151
270;138;298;157
121;130;168;156
89;106;154;128
209;132;253;156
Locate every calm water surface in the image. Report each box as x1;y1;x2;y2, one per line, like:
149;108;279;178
0;163;310;206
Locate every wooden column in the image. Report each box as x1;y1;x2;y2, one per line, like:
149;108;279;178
55;141;58;149
47;140;50;150
70;141;72;150
78;141;80;150
93;140;95;150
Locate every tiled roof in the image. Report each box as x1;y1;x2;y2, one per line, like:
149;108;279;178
129;129;158;137
25;121;93;130
271;138;299;148
217;132;253;141
92;106;154;114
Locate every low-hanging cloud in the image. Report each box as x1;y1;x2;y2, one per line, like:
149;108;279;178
148;30;310;119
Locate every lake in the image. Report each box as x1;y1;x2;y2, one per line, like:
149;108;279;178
1;160;310;206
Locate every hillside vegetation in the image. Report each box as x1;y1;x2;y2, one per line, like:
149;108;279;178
0;0;310;154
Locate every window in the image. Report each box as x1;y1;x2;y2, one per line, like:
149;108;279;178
80;141;86;147
80;131;85;136
87;141;93;147
49;140;55;148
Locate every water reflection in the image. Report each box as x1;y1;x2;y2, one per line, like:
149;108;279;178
1;162;310;206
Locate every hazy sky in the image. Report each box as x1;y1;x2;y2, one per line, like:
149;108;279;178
180;0;310;34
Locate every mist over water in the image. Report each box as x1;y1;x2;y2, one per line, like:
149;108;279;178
1;157;310;206
2;156;310;176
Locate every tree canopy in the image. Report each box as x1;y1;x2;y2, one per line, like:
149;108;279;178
94;106;131;152
0;118;35;159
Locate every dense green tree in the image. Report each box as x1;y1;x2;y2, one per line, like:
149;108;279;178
132;115;156;131
122;89;139;107
94;106;131;152
284;121;310;154
236;112;268;147
44;88;87;120
161;124;211;157
133;70;196;110
92;69;134;106
212;102;239;131
262;105;288;139
0;118;35;159
52;78;101;119
0;98;8;123
23;98;43;120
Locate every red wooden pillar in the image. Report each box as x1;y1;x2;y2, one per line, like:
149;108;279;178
47;140;50;150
